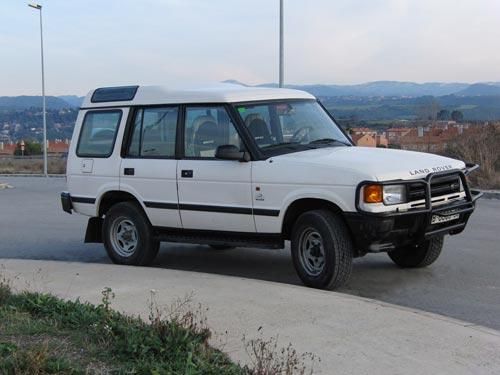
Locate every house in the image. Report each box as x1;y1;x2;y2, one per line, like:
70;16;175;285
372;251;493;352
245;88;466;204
0;142;16;156
47;139;70;156
352;133;377;147
398;125;474;153
386;127;412;144
350;127;388;147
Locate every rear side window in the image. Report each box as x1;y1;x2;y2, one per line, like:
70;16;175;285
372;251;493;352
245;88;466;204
127;107;178;158
76;110;122;157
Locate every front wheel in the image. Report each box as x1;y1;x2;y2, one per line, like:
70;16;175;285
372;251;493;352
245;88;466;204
388;236;444;268
103;202;159;266
291;210;353;290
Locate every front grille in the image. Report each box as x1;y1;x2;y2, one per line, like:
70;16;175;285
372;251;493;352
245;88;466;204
408;174;461;202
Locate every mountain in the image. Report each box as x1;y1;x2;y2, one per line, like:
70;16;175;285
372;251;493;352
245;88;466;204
253;81;499;97
455;83;500;96
58;95;84;107
0;96;74;110
0;95;84;110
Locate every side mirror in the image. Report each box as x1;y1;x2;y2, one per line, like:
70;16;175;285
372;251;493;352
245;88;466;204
215;145;250;162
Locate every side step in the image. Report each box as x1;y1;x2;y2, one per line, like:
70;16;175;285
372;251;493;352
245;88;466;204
153;227;284;249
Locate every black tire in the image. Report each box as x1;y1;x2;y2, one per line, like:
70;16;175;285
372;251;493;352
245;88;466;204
102;202;159;266
291;209;353;290
209;245;236;251
388;236;444;268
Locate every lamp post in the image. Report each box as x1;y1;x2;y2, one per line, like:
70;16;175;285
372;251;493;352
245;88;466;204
279;0;284;88
28;2;48;177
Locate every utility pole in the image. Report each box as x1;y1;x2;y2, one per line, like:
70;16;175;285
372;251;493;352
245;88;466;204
279;0;284;88
28;3;48;177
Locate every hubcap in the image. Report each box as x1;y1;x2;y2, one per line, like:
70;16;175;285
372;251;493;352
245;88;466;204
110;217;138;257
298;228;325;276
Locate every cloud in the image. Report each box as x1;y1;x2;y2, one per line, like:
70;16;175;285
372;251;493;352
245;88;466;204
1;0;499;95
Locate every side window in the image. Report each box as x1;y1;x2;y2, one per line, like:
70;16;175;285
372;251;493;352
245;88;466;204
77;110;122;157
127;107;178;158
184;106;242;158
238;104;275;147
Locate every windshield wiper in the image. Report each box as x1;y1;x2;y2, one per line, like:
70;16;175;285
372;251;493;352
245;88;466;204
308;138;351;147
261;141;302;150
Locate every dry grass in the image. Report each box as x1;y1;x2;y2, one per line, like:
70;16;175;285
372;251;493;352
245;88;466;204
0;157;66;175
243;332;319;375
0;280;319;375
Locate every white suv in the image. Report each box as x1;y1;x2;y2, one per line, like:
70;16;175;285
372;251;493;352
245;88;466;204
61;85;481;289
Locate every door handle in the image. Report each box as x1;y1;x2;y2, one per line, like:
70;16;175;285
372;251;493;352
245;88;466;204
124;168;135;176
181;170;193;178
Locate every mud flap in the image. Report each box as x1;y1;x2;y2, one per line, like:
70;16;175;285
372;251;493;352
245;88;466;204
84;217;103;243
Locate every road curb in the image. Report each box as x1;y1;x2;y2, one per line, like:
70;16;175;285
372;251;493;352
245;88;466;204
3;259;500;338
1;258;500;375
480;190;500;199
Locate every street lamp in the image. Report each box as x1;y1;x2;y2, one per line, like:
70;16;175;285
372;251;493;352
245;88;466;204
279;0;284;88
28;2;48;177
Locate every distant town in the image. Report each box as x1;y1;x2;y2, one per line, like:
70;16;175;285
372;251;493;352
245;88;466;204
0;82;499;188
350;120;481;152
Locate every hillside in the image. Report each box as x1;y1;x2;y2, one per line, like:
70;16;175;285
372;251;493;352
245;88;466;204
224;80;500;121
2;81;500;143
248;81;500;97
0;95;83;110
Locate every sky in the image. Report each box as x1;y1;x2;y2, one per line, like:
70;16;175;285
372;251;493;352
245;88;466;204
1;0;500;96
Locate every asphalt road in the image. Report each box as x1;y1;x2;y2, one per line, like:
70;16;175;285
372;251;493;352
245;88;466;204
1;176;499;330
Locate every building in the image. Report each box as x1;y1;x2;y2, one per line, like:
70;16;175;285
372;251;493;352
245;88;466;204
386;128;412;144
350;127;388;147
398;125;474;153
47;139;70;155
0;142;16;155
351;133;377;147
0;139;70;156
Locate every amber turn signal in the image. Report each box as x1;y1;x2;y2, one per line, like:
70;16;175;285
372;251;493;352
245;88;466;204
363;184;383;203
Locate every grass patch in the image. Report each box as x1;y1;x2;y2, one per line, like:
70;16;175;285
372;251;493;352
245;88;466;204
0;157;66;175
0;279;317;374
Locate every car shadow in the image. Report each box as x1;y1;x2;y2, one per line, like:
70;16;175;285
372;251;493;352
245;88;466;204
152;242;430;296
154;243;301;285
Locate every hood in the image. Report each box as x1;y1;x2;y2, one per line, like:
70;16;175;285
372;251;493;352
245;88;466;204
272;146;465;181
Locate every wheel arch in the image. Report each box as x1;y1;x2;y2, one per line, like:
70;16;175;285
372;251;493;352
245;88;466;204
281;197;359;256
87;190;149;244
97;190;143;217
281;198;341;238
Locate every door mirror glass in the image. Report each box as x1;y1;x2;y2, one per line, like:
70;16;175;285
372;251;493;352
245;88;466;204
215;145;250;162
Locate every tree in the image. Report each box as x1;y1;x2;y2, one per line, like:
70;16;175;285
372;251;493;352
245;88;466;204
13;141;43;156
451;110;464;122
415;96;440;120
437;109;450;121
445;124;500;188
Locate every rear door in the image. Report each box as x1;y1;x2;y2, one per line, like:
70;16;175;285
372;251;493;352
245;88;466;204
119;106;181;228
177;105;255;232
67;109;125;217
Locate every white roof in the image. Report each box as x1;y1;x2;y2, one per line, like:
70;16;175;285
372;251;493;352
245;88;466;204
81;84;315;108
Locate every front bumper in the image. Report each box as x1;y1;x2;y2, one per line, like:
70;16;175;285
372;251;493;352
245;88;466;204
345;164;482;254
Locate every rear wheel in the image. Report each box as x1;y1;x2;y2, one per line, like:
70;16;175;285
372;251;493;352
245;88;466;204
291;209;353;290
388;236;444;268
103;202;159;266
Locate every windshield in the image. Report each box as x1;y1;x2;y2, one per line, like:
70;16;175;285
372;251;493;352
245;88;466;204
234;100;351;155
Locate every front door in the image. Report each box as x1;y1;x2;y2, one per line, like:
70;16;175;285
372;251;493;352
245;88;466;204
119;106;181;228
177;105;255;232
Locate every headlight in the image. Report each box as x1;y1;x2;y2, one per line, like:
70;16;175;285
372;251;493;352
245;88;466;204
382;185;406;205
363;184;407;205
